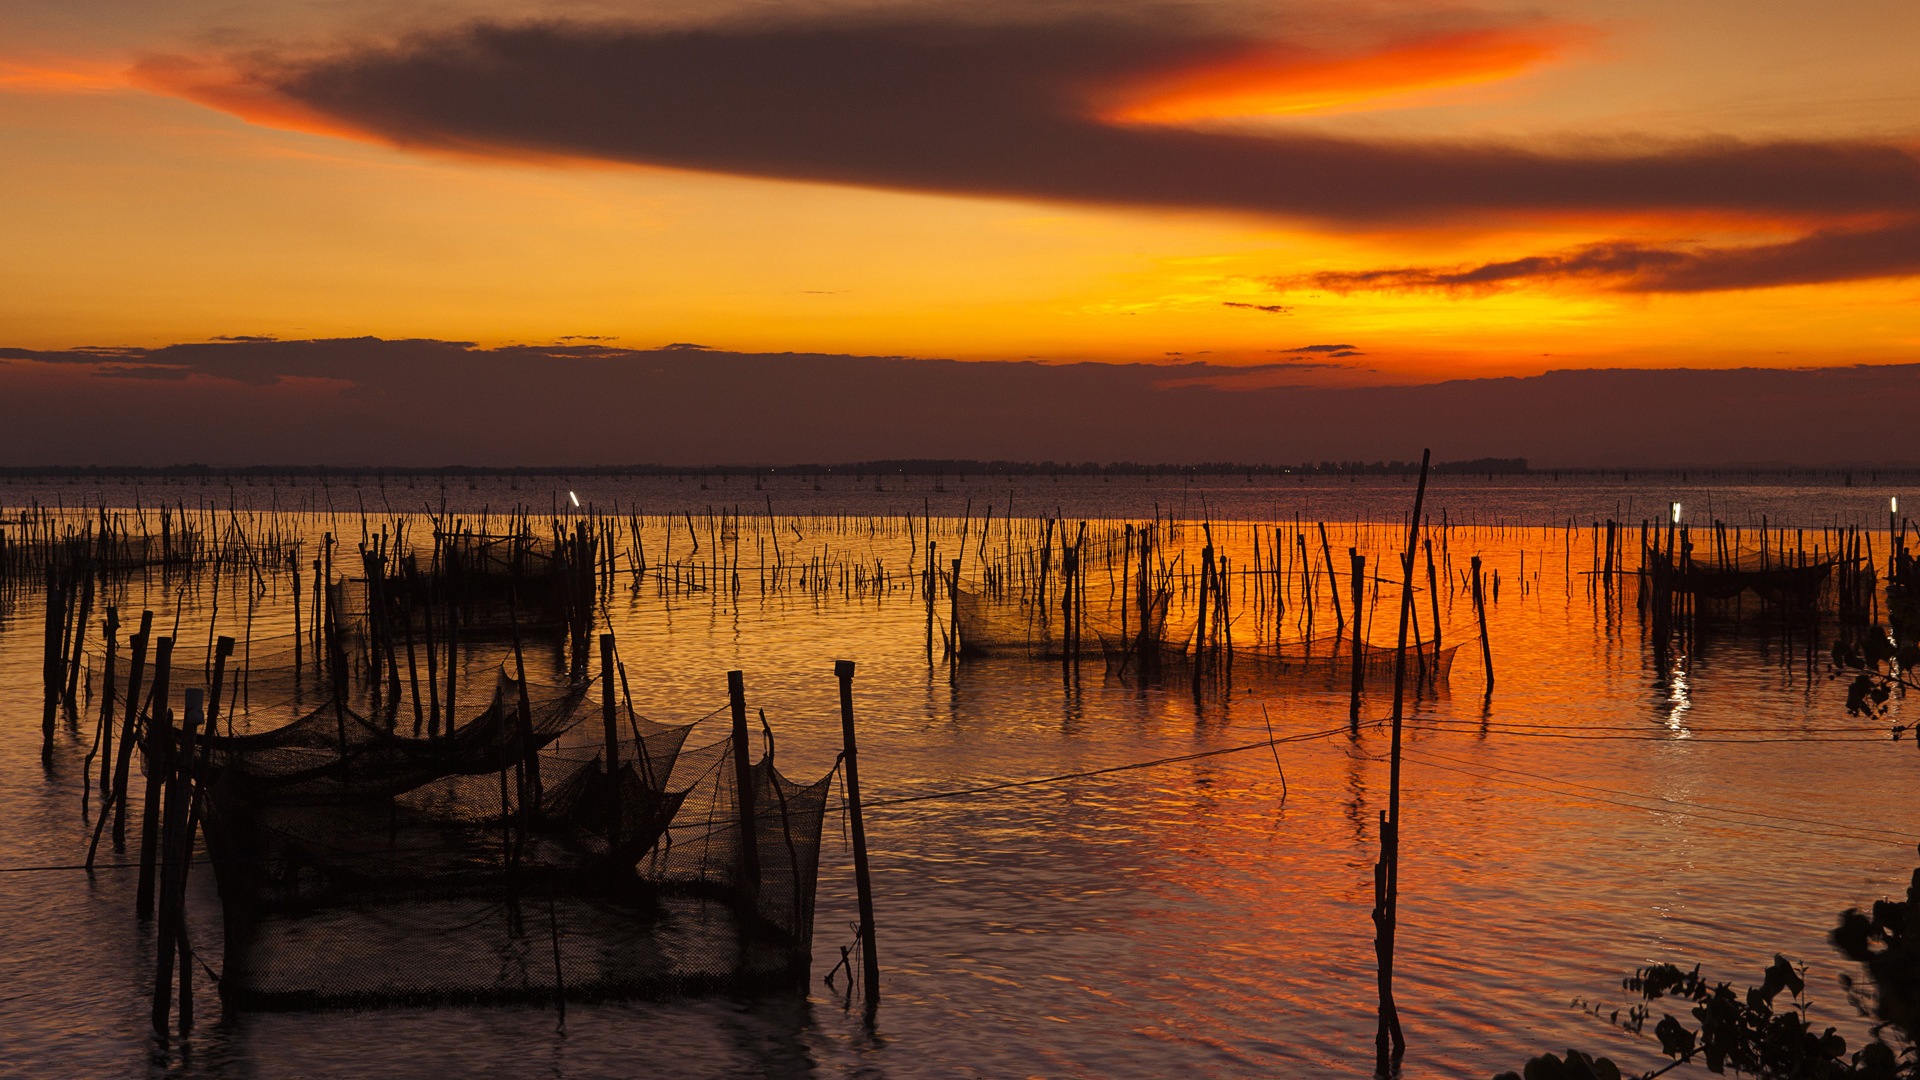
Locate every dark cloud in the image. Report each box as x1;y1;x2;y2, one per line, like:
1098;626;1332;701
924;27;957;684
659;342;714;351
211;334;279;342
1223;302;1291;314
2;337;1913;466
1285;219;1920;294
94;365;193;381
1281;343;1359;352
168;16;1920;230
1;345;150;364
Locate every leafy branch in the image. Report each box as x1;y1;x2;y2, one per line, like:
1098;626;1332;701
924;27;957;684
1829;628;1918;737
1497;869;1920;1079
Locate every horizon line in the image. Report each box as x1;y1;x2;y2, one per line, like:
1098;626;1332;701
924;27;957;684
4;459;1919;478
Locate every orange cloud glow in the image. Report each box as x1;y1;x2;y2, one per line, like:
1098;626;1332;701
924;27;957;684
129;54;631;171
129;55;383;144
1104;27;1582;125
0;58;131;94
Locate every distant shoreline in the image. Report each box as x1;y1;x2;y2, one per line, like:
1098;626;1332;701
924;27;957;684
2;459;1917;480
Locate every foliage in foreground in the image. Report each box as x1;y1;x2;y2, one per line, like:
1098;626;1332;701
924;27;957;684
1831;629;1920;726
1496;867;1919;1080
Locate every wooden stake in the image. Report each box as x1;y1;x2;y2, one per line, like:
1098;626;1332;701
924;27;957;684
949;558;961;662
727;671;761;918
135;636;174;919
42;567;63;767
1320;523;1345;634
106;612;153;850
600;633;621;854
96;608;120;800
1349;551;1365;726
1472;555;1494;700
836;660;880;1009
1376;448;1429;1070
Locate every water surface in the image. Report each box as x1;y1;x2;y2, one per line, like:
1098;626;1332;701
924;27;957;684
1;475;1913;1078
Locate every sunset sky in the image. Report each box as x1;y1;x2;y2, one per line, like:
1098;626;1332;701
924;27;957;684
2;1;1918;464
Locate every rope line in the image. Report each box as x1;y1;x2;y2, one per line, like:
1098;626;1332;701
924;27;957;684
861;722;1367;810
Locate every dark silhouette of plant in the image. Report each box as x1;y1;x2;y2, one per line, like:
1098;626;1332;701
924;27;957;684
1830;628;1919;729
1832;869;1920;1068
1496;868;1919;1079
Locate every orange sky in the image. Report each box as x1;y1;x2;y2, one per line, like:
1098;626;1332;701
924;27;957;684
3;1;1918;385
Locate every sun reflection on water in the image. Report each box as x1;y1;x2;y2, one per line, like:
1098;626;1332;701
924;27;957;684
1665;666;1693;736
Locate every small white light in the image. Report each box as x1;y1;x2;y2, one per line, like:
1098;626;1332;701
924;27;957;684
1671;501;1682;524
568;490;580;507
1893;497;1899;514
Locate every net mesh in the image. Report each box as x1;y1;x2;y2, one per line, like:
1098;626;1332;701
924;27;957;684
195;677;830;1009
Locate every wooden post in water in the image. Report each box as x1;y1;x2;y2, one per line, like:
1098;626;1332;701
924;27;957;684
65;569;93;714
422;575;441;737
599;634;622;853
836;660;881;1008
444;547;460;731
1062;546;1077;676
726;671;762;918
1472;555;1494;700
1424;538;1443;674
150;690;185;1040
97;608;120;800
1299;532;1315;640
1193;545;1212;696
322;533;334;670
208;636;234;738
1320;523;1345;635
949;558;962;662
1136;526;1154;672
924;541;937;666
291;553;302;673
107;612;154;849
508;590;541;814
1375;449;1429;1071
42;566;63;767
152;687;202;1043
135;635;174;919
310;556;323;677
1348;550;1366;725
402;590;424;735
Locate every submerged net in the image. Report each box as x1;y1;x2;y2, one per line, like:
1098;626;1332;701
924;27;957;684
956;584;1173;660
955;588;1060;657
196;676;832;1009
1098;627;1459;684
1656;559;1837;606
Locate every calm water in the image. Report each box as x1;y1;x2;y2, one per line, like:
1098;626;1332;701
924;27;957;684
2;475;1915;1078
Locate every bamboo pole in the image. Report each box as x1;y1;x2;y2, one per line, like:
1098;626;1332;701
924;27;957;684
836;660;880;1009
1472;555;1494;700
1374;449;1428;1070
96;608;120;799
727;671;761;918
600;633;621;854
135;635;174;919
1349;550;1365;726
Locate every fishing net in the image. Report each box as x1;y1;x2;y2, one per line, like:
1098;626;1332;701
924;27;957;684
189;675;830;1009
1643;547;1838;607
954;588;1062;657
1099;626;1458;685
955;582;1172;660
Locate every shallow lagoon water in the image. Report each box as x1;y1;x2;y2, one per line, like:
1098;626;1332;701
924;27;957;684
1;473;1914;1078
